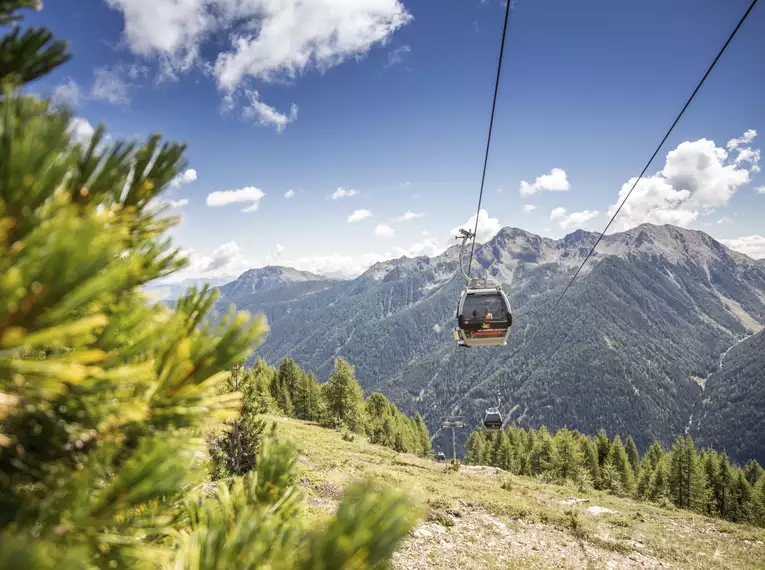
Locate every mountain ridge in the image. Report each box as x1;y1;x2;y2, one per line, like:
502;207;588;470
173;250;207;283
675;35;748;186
212;223;765;463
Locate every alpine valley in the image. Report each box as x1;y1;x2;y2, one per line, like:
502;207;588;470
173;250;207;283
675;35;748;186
185;223;765;463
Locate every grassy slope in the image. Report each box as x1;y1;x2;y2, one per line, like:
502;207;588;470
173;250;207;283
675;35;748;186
269;415;765;570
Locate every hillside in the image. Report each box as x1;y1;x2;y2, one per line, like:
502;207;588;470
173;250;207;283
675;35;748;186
695;328;765;465
215;224;765;461
275;414;765;570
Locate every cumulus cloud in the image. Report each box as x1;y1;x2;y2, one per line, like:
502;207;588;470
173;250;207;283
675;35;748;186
374;223;395;238
167;199;189;208
206;186;265;212
284;189;296;198
397;210;423;221
91;67;132;105
608;132;758;231
523;204;536;213
213;0;412;89
331;187;358;200
450;209;502;243
52;79;81;108
550;207;599;230
390;238;444;259
519;167;570;196
68;117;95;145
241;89;298;132
106;0;411;91
191;241;250;275
720;235;765;260
171;168;198;188
348;209;372;223
755;186;765;194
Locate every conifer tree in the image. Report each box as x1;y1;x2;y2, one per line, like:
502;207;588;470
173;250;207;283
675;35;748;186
595;428;611;468
554;427;583;484
625;435;640;474
413;413;432;457
649;457;670;502
303;370;322;422
714;452;735;519
495;430;513;472
606;436;634;495
209;363;269;478
464;430;488;465
744;459;764;486
753;476;765;527
668;435;707;512
321;357;365;433
249;359;278;414
580;435;600;485
0;4;418;566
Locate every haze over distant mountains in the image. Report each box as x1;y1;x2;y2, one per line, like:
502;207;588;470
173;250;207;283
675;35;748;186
158;223;765;464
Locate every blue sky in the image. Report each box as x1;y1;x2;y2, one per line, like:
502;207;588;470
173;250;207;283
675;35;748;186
27;0;765;279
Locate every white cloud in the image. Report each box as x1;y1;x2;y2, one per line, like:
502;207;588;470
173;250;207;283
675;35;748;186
450;209;502;243
523;204;536;213
331;187;358;200
716;216;733;224
374;223;395;238
191;241;250;275
52;79;81;108
726;129;757;150
608;132;757;231
68;117;95;145
400;181;411;189
91;67;132;105
167;199;189;208
213;0;412;89
550;207;599;230
519;167;570;196
171;168;198;188
755;186;765;194
265;243;285;262
390;238;444;259
241;89;297;132
206;186;265;212
385;44;411;68
397;210;423;221
284;252;387;279
720;235;765;260
284;189;296;198
348;209;373;223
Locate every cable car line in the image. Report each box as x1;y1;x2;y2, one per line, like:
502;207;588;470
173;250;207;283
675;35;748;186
522;0;760;348
466;0;513;279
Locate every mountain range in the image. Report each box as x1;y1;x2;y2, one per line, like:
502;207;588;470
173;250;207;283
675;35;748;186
198;223;764;464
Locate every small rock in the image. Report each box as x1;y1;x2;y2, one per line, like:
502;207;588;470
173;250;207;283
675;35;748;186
587;506;617;516
413;528;432;538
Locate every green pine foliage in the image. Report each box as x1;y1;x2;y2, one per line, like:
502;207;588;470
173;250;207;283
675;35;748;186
0;4;418;567
321;357;365;433
461;420;764;529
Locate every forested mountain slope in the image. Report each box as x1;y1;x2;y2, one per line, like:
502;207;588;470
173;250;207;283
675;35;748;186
696;328;765;465
215;224;765;459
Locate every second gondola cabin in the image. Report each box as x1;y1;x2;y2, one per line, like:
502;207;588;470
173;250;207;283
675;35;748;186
454;279;512;347
483;408;503;432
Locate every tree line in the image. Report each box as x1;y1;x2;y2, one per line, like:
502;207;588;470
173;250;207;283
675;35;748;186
464;424;765;528
209;355;432;476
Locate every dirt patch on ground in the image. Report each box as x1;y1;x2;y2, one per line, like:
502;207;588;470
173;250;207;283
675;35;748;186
391;509;667;570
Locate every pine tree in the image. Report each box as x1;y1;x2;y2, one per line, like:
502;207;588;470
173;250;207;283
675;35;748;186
554;427;583;484
495;430;513;472
303;371;322;422
321;357;365;433
667;435;707;512
0;4;418;566
702;450;720;516
209;363;269;478
464;430;488;465
413;413;432;457
649;457;670;502
744;459;764;486
714;452;735;520
580;435;600;485
249;358;278;414
731;470;753;523
606;436;634;495
625;435;640;474
753;476;765;527
595;428;611;468
532;426;557;480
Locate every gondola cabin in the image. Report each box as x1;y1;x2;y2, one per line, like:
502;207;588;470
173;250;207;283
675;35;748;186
483;408;503;432
454;279;512;347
